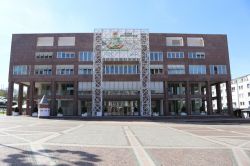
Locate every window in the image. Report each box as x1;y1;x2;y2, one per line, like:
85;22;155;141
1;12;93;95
58;37;75;46
104;65;138;74
231;87;235;92
103;58;139;61
166;37;184;46
167;52;184;59
247;84;250;88
78;65;92;75
56;65;74;75
187;37;204;47
35;52;53;59
57;52;75;59
239;85;243;90
13;65;29;75
34;65;52;75
189;65;206;74
188;52;205;59
150;65;163;75
210;65;227;75
168;65;185;74
248;92;250;97
168;83;186;95
240;102;245;106
37;37;54;46
79;52;93;61
150;52;163;61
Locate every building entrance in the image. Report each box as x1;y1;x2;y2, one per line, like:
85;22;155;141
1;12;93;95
103;101;139;116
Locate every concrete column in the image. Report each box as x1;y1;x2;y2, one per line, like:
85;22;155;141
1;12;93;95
206;81;213;115
7;81;14;115
73;81;78;116
29;81;35;116
18;84;23;115
163;81;169;116
186;81;191;115
160;100;163;116
26;86;30;115
51;81;56;116
216;83;222;114
226;81;233;115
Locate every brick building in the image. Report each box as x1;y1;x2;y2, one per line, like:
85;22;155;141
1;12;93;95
7;29;233;117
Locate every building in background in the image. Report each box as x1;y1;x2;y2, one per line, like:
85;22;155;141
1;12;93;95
7;29;233;117
213;74;250;110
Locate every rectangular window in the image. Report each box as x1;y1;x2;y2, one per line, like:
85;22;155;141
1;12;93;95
210;65;227;75
248;92;250;97
187;37;204;47
78;65;92;75
166;37;184;46
79;52;93;61
35;52;53;59
167;52;184;59
188;52;205;59
37;37;54;46
189;65;206;74
58;37;75;46
232;87;235;92
57;52;75;59
150;52;163;61
168;65;185;75
56;65;74;75
34;65;52;75
247;84;250;88
13;65;29;75
104;65;138;74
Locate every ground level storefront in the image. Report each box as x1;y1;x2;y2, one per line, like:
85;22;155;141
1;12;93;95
7;80;233;117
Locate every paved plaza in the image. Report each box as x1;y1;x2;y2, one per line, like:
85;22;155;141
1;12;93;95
0;116;250;166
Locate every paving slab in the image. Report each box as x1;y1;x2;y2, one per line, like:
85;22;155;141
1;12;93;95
42;145;138;166
49;125;129;146
147;148;237;166
0;145;35;166
130;126;223;147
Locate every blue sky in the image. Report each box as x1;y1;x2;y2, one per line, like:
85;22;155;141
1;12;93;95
0;0;250;88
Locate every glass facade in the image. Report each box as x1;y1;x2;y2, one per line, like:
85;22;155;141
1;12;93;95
57;52;75;59
167;52;184;58
168;65;185;74
189;65;206;74
104;65;138;74
13;65;29;75
210;65;227;75
150;52;163;61
79;52;93;61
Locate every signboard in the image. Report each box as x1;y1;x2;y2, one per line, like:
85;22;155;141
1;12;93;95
101;30;142;59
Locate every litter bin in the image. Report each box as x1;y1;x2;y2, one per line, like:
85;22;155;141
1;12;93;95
241;108;250;119
38;95;50;118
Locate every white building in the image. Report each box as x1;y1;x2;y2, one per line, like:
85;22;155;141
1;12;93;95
213;74;250;110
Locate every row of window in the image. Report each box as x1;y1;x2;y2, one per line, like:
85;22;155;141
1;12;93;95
166;37;204;47
35;51;206;61
37;37;75;47
104;65;139;74
232;84;250;92
37;36;204;47
13;65;227;76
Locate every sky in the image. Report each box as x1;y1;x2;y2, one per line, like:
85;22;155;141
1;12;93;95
0;0;250;88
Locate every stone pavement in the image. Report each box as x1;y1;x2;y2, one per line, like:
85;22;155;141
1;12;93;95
0;116;250;166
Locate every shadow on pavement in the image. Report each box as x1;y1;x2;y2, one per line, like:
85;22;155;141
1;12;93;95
1;144;102;166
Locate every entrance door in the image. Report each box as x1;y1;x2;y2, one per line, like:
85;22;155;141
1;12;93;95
104;101;138;116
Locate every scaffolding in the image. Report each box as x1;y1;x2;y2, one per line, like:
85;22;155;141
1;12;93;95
92;29;151;116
